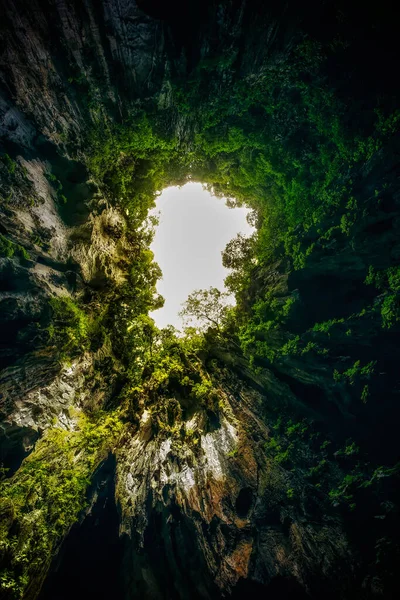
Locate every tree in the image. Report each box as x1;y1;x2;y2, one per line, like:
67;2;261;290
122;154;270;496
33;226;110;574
179;287;232;332
221;232;254;271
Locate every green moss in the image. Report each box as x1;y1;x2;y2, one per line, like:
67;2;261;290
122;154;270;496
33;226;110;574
0;153;16;174
48;297;91;360
0;235;30;260
47;296;111;362
0;411;123;600
0;235;17;258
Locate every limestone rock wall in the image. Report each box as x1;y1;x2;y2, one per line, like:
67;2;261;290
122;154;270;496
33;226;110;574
115;369;351;599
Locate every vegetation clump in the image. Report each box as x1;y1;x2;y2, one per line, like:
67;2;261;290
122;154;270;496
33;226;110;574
0;153;16;174
45;172;67;205
47;297;110;362
0;411;124;600
0;235;29;260
123;324;221;428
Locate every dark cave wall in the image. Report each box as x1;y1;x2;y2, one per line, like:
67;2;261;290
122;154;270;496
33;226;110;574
0;0;166;147
37;455;124;600
1;0;398;150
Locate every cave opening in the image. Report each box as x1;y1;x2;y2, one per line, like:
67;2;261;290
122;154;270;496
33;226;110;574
149;182;254;330
1;1;400;599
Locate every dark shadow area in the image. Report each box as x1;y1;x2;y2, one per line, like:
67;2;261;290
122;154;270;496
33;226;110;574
230;577;311;600
120;498;220;600
235;487;253;518
38;455;123;600
0;424;39;476
35;140;93;226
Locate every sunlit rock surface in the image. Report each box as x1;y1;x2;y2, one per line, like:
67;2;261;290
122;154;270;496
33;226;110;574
114;368;351;599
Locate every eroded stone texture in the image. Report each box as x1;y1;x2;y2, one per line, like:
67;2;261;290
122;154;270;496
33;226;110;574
115;369;351;599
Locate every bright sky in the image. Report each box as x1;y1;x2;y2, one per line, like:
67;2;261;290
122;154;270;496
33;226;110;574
149;182;254;330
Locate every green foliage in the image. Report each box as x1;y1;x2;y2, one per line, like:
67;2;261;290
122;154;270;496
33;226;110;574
328;472;364;507
45;172;67;204
312;318;345;334
47;296;108;361
0;153;16;174
179;287;232;332
238;293;297;364
121;322;220;426
327;461;400;509
222;232;255;272
184;46;385;270
334;360;376;385
48;297;91;359
336;441;360;457
0;235;29;260
264;418;310;468
365;266;400;328
86;113;185;226
286;487;295;499
365;266;400;293
0;411;123;599
360;384;370;404
381;294;400;329
278;334;328;358
125;247;164;314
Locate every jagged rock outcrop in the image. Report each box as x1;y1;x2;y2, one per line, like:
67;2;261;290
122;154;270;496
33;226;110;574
0;153;129;414
115;367;351;600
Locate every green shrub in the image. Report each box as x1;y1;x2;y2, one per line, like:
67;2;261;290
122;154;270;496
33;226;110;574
381;294;400;329
48;297;92;360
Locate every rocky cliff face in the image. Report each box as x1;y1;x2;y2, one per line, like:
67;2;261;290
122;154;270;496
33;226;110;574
0;0;293;489
114;366;351;600
1;1;400;599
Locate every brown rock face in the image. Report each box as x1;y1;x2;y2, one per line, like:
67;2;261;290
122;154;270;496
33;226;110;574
113;367;352;600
